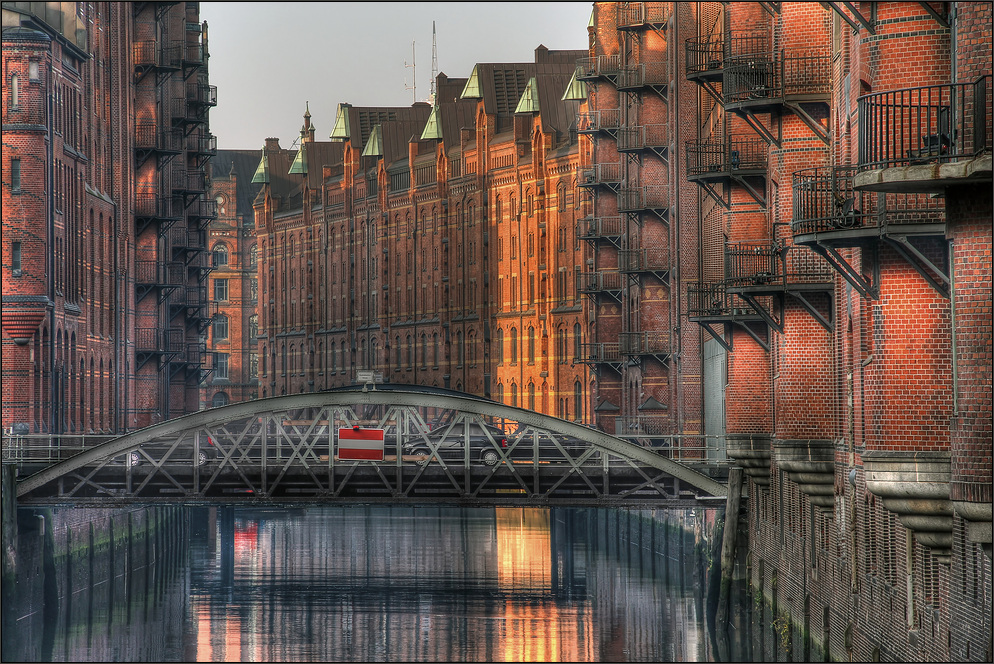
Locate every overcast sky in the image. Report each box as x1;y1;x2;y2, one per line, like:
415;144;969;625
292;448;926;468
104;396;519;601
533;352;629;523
200;2;592;150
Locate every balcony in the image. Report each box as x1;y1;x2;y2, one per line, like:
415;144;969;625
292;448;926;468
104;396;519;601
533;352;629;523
616;62;669;97
617;3;671;31
686;135;768;207
135;260;186;304
577;216;624;246
722;50;831;110
687;281;767;351
617;124;668;160
575;342;622;371
190;131;217;167
190;83;217;108
187;198;218;230
169;226;207;263
619;331;670;362
578;163;622;191
685;32;773;102
792;166;948;298
855;77;992;193
136;327;184;371
172;97;207;133
577;271;624;302
576;109;622;135
181;41;205;80
135;124;183;167
133;40;181;84
619;248;668;279
724;242;834;332
135;190;182;236
576;54;621;83
617;186;668;217
172;169;207;206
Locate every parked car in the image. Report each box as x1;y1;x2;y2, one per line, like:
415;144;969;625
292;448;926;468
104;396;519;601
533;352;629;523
125;435;217;467
403;421;510;466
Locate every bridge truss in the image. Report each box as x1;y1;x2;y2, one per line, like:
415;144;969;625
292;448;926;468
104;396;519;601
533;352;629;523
10;388;726;507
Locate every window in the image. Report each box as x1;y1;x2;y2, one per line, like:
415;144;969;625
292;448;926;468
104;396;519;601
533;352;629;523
528;382;536;410
496;329;504;364
10;74;18;109
249;278;258;302
510;328;518;363
11;159;21;193
214;352;229;379
212;314;229;340
11;241;21;277
528;327;535;364
511;383;518;408
249;353;258;380
249;244;258;268
212;243;228;267
28;61;39;81
213;278;228;301
573;323;582;360
574;381;584;422
248;314;258;340
211;392;229;407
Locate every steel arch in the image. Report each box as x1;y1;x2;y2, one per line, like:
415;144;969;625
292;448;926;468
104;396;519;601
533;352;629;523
15;387;726;504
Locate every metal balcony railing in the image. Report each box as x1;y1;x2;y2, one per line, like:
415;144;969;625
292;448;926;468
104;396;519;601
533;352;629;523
685;35;725;77
688;281;758;318
618;186;668;212
133;40;182;70
191;83;217;107
792;166;946;236
135;191;180;219
723;50;831;106
577;216;624;241
188;198;218;222
135;260;186;286
618;124;668;151
857;76;992;170
169;227;207;253
617;62;669;90
135;124;182;152
577;271;625;295
172;169;208;193
619;248;667;273
577;109;622;134
136;327;184;353
576;54;621;81
617;2;671;29
686;136;768;177
191;132;217;156
576;342;622;364
614;416;671;437
619;331;670;356
578;163;623;188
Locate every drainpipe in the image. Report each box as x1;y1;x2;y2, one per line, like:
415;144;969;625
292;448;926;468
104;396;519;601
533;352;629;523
47;58;57;436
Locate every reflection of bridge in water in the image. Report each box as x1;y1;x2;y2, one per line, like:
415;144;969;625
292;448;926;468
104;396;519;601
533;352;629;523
8;386;727;507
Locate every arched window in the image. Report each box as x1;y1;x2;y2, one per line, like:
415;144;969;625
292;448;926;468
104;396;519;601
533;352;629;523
433;333;439;366
407;335;414;368
496;329;504;364
528;382;536;411
396;335;402;368
421;334;428;367
212;392;229;408
10;74;18;108
528;327;535;364
510;328;518;363
511;383;518;408
574;381;583;422
496;383;503;404
212;314;229;340
573;323;582;360
457;330;464;366
212;243;228;268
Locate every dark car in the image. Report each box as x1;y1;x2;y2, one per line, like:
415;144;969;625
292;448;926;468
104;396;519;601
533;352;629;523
402;421;510;466
125;435;218;467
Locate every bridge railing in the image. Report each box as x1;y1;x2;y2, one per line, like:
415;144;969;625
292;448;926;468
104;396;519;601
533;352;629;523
2;433;120;463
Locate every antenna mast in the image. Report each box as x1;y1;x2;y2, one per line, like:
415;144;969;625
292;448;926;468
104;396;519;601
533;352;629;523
404;41;416;103
430;21;438;102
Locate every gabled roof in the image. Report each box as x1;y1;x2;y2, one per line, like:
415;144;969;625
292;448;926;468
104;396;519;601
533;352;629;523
210;149;267;216
331;102;432;151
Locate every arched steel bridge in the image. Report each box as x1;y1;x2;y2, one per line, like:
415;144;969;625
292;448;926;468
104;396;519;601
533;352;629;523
12;386;727;507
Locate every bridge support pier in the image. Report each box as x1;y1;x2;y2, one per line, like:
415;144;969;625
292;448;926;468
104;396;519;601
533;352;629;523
716;467;744;661
2;465;16;588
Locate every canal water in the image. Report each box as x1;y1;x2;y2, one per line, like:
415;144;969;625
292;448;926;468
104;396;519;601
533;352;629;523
3;504;751;662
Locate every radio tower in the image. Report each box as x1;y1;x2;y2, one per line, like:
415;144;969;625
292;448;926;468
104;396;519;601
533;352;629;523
430;21;438;103
404;41;416;103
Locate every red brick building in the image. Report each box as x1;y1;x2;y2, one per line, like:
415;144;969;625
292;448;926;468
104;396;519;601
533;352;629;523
2;2;215;435
578;1;991;660
252;46;592;422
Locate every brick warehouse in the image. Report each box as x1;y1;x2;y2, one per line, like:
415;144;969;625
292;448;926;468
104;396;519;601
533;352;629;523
248;46;594;424
572;1;992;660
2;2;215;433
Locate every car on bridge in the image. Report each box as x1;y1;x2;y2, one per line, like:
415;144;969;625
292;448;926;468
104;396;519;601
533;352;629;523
123;435;218;468
402;421;510;466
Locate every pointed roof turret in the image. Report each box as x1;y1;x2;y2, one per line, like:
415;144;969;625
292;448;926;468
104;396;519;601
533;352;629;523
251;144;270;184
514;76;540;114
420;104;443;140
330;102;352;140
361;124;383;157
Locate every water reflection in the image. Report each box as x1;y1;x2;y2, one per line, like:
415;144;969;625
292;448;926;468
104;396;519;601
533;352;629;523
5;505;723;662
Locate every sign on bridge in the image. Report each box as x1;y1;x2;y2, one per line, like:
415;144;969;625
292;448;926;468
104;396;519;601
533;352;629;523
338;427;385;461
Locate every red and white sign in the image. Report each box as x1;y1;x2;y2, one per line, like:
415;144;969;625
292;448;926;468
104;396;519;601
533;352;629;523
338;427;385;461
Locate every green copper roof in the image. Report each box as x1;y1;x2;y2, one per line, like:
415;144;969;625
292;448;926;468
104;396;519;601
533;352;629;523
588;8;594;28
420;105;442;140
250;146;269;184
561;71;588;101
329;102;351;140
288;142;307;175
514;76;540;114
460;65;482;99
361;124;383;157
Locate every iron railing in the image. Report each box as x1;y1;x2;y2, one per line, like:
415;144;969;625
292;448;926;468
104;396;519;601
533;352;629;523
133;40;181;70
686;136;768;177
687;281;759;317
576;54;621;81
619;331;670;356
723;50;831;106
686;32;772;77
724;242;833;287
577;216;624;240
618;186;668;212
135;260;186;286
577;271;625;294
576;342;622;364
857;76;992;169
617;2;671;29
617;62;669;90
576;109;622;133
578;163;623;187
135;124;182;152
619;248;668;273
792;166;946;235
136;327;185;354
618;124;668;151
135;191;180;218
